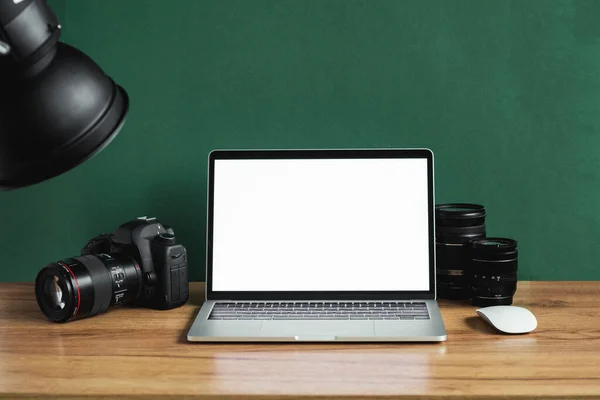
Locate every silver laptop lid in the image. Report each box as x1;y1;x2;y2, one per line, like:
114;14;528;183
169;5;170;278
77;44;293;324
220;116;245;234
206;149;436;301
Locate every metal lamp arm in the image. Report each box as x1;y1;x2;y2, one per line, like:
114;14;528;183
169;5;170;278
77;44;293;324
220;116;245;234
0;0;60;62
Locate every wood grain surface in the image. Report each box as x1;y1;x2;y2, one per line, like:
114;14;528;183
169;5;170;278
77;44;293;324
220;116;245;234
0;282;599;399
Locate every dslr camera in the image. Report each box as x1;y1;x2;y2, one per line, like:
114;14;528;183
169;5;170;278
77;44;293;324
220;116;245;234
35;217;189;323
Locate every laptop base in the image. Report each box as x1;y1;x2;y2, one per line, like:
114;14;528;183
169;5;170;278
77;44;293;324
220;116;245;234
187;300;447;342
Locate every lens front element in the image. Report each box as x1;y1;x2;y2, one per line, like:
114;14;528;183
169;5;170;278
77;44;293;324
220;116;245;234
44;276;66;310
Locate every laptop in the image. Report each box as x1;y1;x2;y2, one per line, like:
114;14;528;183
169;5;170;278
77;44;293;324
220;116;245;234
187;149;447;342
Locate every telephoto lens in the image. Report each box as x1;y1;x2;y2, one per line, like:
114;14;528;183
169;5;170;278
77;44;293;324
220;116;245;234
470;238;518;306
35;254;142;323
435;204;486;299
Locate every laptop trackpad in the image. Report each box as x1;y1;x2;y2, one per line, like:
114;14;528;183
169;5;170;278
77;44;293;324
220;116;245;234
260;321;374;339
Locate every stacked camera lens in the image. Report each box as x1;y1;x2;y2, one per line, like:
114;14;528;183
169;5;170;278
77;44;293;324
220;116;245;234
436;203;519;306
435;204;486;299
470;238;518;306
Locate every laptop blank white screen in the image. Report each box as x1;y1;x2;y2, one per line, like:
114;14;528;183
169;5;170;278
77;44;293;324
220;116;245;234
211;158;431;292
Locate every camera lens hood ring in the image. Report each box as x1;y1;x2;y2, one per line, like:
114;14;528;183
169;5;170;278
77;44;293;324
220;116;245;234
470;237;517;250
435;203;486;219
74;255;112;317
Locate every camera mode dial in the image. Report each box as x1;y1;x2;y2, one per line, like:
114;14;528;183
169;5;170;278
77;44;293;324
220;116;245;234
157;233;176;244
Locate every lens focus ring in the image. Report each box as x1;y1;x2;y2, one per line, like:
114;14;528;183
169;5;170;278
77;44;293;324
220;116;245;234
35;254;141;322
75;255;113;317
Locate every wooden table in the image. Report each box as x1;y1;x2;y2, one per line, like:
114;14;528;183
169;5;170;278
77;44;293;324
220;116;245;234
1;282;599;399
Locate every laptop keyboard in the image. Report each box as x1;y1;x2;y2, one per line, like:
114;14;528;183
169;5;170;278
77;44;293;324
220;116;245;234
209;301;430;320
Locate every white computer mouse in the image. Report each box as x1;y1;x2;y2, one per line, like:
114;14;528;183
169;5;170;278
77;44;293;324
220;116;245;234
476;306;537;334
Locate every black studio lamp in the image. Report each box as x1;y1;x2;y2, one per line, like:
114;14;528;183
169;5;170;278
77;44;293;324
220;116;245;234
0;0;129;189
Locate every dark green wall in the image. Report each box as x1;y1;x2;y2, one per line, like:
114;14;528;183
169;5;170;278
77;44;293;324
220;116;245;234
48;0;66;19
1;0;599;282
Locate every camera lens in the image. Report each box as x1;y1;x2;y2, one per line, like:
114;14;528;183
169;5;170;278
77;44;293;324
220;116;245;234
435;203;486;299
470;238;518;306
35;254;142;322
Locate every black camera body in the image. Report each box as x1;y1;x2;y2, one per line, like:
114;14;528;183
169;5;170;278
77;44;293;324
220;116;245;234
36;217;189;322
82;216;189;310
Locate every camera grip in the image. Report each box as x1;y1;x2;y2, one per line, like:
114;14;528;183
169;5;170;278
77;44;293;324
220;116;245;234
168;262;189;305
151;241;189;309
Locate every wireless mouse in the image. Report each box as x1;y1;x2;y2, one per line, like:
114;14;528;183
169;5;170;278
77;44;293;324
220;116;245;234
476;306;537;334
